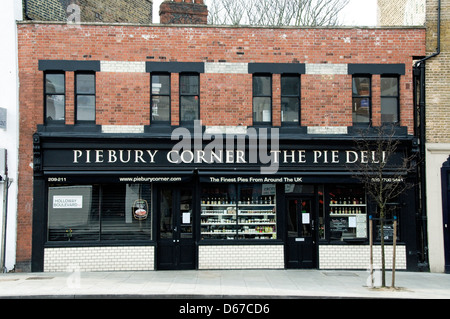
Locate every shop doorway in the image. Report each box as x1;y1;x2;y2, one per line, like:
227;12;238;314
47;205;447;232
285;197;317;269
156;186;196;270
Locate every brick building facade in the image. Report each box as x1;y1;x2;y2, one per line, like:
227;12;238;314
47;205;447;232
378;0;450;273
24;0;153;24
423;0;450;273
16;1;426;272
377;0;426;26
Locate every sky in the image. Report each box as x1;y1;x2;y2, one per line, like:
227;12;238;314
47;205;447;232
152;0;378;26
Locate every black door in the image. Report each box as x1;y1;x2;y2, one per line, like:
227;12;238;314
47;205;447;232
285;197;317;269
444;170;450;273
157;186;196;270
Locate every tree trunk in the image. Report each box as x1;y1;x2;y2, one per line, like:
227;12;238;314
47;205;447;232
380;206;386;287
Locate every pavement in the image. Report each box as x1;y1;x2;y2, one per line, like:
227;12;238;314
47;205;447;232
0;269;449;300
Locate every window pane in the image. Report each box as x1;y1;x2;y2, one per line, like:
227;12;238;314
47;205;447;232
76;74;95;94
300;200;312;237
237;183;276;240
77;95;95;121
46;74;65;94
381;97;398;123
101;184;152;240
46;95;65;121
375;205;400;241
180;189;193;239
152;96;170;122
352;77;370;96
281;76;300;96
201;184;238;240
253;76;271;96
287;199;298;237
152;75;170;95
160;188;173;239
352;98;370;123
381;77;398;96
180;96;199;121
200;183;277;241
48;185;100;241
281;97;299;123
48;184;152;242
253;97;271;122
180;75;199;95
329;185;367;242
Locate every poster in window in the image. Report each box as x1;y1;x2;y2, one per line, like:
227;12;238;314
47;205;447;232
53;195;83;209
133;199;148;220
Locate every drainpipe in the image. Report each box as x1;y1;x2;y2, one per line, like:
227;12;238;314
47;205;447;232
1;176;9;273
1;149;9;273
414;0;441;270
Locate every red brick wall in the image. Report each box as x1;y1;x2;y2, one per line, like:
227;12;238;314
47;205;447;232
16;23;425;270
301;75;351;127
201;73;252;126
97;72;150;125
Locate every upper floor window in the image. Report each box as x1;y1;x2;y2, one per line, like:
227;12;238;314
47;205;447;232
151;73;171;123
253;74;272;125
381;76;399;124
352;76;371;125
281;75;300;125
75;72;96;123
45;72;65;124
180;73;199;123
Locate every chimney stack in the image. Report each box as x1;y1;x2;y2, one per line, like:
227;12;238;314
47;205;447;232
160;0;208;25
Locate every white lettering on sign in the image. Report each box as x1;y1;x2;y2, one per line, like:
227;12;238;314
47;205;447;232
70;121;391;173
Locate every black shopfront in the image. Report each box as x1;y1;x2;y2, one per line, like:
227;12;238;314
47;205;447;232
31;126;421;271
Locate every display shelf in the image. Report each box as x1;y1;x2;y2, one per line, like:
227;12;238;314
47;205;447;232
329;204;365;215
200;203;237;239
328;189;367;240
201;202;276;240
238;210;275;214
329;204;366;207
201;211;236;215
238;222;276;225
238;204;274;207
330;213;366;217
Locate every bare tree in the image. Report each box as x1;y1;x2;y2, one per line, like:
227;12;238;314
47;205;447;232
351;125;417;288
207;0;350;26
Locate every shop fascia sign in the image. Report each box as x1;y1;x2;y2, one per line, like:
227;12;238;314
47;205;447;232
67;121;389;173
72;148;387;167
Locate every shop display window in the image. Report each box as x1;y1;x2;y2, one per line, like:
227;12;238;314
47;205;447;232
48;183;152;242
328;185;367;241
201;183;276;240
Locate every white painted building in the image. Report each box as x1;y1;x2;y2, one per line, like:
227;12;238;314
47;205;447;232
0;0;22;272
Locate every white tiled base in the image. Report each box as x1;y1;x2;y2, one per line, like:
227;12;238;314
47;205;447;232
319;245;407;270
43;244;407;272
44;246;155;272
198;245;285;269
